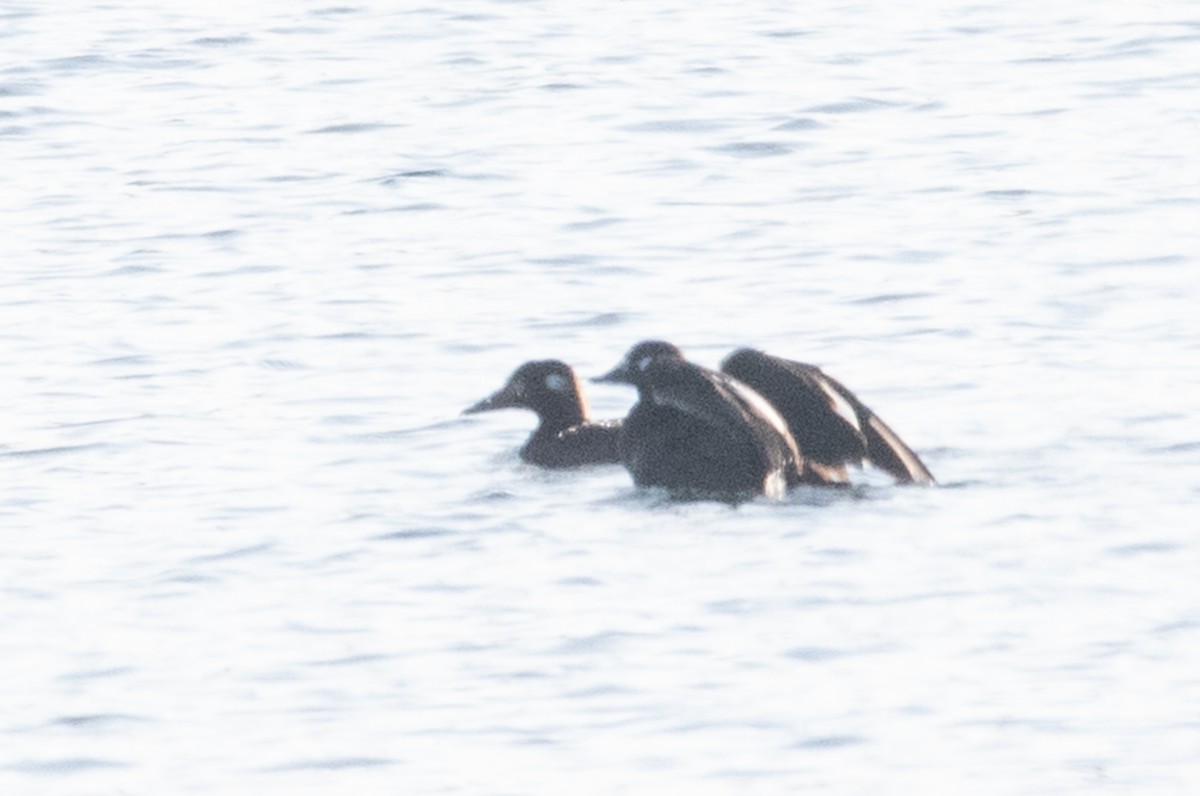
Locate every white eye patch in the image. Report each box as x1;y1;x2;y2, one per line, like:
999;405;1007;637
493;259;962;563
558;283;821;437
544;372;569;392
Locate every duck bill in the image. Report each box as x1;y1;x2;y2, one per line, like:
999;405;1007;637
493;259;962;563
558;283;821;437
593;362;632;384
462;383;522;415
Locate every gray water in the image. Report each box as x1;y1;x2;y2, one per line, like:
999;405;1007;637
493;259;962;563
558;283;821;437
3;2;1199;794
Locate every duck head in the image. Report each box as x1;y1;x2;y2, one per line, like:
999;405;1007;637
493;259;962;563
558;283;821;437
463;359;588;425
594;340;685;385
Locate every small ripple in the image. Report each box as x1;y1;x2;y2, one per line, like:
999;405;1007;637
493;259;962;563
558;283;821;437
527;311;628;329
57;667;134;682
583;311;627;326
45;55;112;72
443;54;484;66
562;217;623;232
363;417;464;441
191;36;253;47
126;53;199;71
5;758;127;775
311;6;361;15
959;716;1074;733
792;734;865;750
261;757;395;772
710;767;787;781
308;122;400;134
782;485;861;509
672;719;783;735
1154;440;1200;454
555;631;639;655
980;189;1040;199
783;646;846;662
1065;254;1186;269
262;172;334;183
373;528;454;541
1107;542;1181;557
155;571;219;585
1;443;108;459
0;82;41;97
49;713;147;729
806;97;897;114
318;330;376;341
103;264;164;276
558;576;603;587
707;599;759;615
772;117;824;131
89;354;153;367
564;683;634;699
814;546;863;559
202;264;283;279
1154;619;1200;635
787;640;900;659
322;415;370;429
283;622;362;636
381;168;448;182
343;202;443;214
710;141;794;158
186;542;276;564
258;358;309;370
527;253;598;267
307;653;393;667
849;292;933;305
624;118;729;133
893;249;946;263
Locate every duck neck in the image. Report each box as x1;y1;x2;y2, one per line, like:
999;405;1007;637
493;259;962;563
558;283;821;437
534;394;588;435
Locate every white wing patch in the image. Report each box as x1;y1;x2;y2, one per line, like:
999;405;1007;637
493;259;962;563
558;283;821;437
762;469;787;500
722;376;794;441
817;380;861;433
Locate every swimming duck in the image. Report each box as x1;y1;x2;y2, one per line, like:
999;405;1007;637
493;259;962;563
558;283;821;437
721;348;935;485
595;341;845;499
463;360;621;468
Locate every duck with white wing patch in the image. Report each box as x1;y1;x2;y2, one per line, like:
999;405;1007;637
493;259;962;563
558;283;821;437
595;341;845;500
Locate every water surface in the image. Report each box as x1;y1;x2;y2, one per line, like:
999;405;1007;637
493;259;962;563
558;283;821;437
3;2;1199;794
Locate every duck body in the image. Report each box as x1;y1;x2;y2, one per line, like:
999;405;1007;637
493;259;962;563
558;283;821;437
519;418;621;468
597;341;836;499
720;348;935;485
463;360;621;468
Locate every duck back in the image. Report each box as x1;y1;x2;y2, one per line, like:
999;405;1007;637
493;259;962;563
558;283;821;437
618;358;798;498
722;348;934;484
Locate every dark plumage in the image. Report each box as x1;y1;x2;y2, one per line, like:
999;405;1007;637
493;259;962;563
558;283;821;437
595;341;845;499
463;360;620;468
721;348;935;485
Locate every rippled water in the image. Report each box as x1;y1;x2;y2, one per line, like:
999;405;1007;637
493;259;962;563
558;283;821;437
3;2;1199;794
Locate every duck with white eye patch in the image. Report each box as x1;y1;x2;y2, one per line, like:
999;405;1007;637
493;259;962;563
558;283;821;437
463;360;622;468
594;341;844;500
